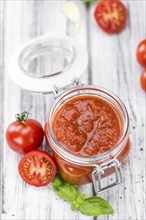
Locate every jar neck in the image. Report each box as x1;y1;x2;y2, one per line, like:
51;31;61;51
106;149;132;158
46;85;129;166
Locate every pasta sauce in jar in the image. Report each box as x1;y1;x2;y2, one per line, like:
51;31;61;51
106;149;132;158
45;86;130;189
53;96;122;156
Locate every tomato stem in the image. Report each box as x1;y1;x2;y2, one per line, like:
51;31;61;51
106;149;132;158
15;111;29;123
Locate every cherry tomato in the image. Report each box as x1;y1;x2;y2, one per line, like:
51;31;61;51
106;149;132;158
6;111;44;154
94;0;128;34
140;69;146;92
137;40;146;67
18;150;56;187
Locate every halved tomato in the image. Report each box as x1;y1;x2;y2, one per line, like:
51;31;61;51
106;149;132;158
94;0;128;34
18;150;57;187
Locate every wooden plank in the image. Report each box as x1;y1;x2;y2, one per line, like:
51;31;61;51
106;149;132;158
2;1;67;220
2;1;93;220
89;1;145;219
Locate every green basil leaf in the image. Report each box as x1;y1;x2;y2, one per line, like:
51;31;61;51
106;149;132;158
71;200;79;211
76;194;86;204
52;175;79;202
71;194;86;211
52;174;65;191
56;183;79;202
79;196;114;216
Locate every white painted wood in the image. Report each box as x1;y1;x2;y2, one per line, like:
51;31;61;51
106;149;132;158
89;1;146;220
1;1;145;220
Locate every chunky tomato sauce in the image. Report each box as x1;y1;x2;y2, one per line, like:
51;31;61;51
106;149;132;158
53;96;122;157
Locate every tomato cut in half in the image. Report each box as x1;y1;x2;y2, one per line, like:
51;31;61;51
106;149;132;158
94;0;128;34
18;150;57;187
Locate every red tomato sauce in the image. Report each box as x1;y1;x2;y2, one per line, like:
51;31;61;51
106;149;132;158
53;96;122;156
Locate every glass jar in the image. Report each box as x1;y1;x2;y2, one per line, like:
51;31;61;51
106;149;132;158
45;84;130;193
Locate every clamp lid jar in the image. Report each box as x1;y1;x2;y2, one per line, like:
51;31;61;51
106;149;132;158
45;84;130;193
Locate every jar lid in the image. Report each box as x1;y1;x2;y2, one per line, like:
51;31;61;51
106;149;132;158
8;34;88;93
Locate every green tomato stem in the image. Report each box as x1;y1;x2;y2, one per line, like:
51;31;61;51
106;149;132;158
15;111;29;123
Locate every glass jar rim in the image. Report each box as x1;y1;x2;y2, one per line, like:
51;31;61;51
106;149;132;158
47;85;129;165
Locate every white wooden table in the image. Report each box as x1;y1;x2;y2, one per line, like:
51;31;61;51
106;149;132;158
1;1;145;220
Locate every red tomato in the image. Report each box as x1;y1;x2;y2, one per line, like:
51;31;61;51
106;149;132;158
6;111;44;154
94;0;128;34
137;40;146;67
18;150;56;187
140;69;146;92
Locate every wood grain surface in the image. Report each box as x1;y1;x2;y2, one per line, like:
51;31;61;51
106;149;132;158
1;1;146;220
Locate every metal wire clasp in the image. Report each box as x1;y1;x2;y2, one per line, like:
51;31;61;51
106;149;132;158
71;77;81;86
52;77;83;98
92;159;122;194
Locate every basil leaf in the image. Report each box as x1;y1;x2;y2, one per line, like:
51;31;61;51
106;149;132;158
71;194;86;211
76;194;86;204
71;200;79;211
52;174;65;191
52;175;79;202
79;196;114;216
57;183;79;202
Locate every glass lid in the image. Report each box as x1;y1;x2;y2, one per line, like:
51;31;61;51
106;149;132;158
8;34;88;93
